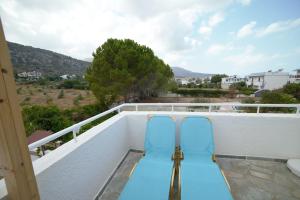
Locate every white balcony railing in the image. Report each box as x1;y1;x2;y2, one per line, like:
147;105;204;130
28;103;300;151
0;104;295;200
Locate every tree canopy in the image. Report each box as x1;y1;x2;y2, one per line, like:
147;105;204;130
210;74;227;84
85;39;173;107
283;83;300;100
261;91;297;104
22;105;72;136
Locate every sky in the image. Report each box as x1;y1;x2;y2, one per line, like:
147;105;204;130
0;0;300;75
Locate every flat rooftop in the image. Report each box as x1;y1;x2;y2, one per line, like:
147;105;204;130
98;151;300;200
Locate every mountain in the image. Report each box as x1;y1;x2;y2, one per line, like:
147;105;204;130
172;67;212;78
7;42;211;78
83;58;93;62
8;42;90;76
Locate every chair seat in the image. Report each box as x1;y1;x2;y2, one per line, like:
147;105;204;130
119;157;173;200
181;162;233;200
119;115;176;200
143;151;173;162
183;152;213;164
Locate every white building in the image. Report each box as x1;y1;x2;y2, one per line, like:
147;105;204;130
246;70;289;90
60;74;77;80
221;75;245;89
17;71;42;79
175;76;212;86
175;77;189;85
289;69;300;84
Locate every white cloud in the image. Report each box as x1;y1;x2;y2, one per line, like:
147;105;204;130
237;18;300;39
236;0;251;6
207;43;233;55
237;21;256;38
208;12;225;27
0;0;234;60
199;12;225;37
224;45;279;67
199;26;212;35
257;18;300;37
119;0;232;19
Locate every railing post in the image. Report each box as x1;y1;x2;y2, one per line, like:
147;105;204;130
209;105;212;112
117;108;121;113
171;105;174;112
135;105;138;111
257;106;260;113
297;106;300;114
72;125;80;142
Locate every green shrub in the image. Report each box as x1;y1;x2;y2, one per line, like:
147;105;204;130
24;96;31;102
73;94;83;106
211;74;227;84
46;95;53;104
57;90;64;99
22;105;72;136
240;98;256;113
77;94;83;100
241;98;256;104
73;98;79;106
36;78;47;85
261;91;297;104
58;79;88;90
17;87;22;94
21;97;31;106
230;82;257;95
283;83;300;100
174;88;229;97
22;103;114;143
260;91;297;113
79;112;116;134
192;98;210;103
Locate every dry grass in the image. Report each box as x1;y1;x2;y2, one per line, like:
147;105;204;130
17;84;97;109
140;96;248;103
16;84;250;109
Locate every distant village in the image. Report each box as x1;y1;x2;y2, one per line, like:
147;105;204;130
17;71;77;80
175;68;300;93
18;68;300;97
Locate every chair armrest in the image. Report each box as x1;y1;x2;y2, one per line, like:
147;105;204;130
128;163;137;177
212;154;216;162
172;149;184;161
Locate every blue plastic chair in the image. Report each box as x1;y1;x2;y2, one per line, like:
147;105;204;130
119;116;176;200
180;116;233;200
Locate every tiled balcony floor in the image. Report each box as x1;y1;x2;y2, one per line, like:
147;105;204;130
97;152;300;200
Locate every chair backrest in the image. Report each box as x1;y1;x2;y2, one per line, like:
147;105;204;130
144;116;176;157
180;116;214;155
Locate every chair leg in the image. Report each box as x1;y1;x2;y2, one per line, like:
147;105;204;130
221;169;231;191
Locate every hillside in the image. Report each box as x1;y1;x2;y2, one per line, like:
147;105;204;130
172;66;212;78
8;42;90;76
7;42;211;78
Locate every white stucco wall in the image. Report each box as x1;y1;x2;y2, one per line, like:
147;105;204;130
126;111;300;159
221;83;230;89
264;74;289;90
247;74;289;90
246;76;264;89
34;114;130;200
